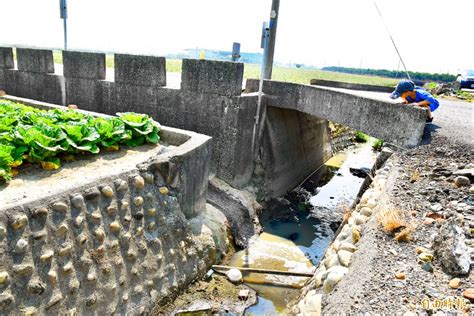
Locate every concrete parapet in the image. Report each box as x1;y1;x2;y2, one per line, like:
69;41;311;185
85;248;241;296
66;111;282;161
16;48;54;73
115;54;166;87
310;79;394;93
0;69;4;90
2;69;63;105
0;47;14;69
63;51;106;79
181;59;243;96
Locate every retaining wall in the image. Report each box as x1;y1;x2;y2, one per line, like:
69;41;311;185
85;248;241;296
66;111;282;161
0;98;229;314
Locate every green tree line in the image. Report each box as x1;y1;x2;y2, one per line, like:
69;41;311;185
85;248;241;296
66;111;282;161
322;66;455;83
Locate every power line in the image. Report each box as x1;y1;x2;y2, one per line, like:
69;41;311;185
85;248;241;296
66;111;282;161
373;1;411;80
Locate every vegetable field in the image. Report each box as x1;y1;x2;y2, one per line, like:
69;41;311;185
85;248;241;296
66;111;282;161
0;100;160;182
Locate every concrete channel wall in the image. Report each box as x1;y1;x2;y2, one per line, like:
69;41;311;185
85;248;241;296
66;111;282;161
0;98;230;314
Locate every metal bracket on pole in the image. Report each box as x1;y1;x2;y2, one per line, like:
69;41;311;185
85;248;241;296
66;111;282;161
60;0;68;50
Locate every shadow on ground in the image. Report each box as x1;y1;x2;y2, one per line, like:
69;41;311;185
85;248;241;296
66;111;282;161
421;123;440;145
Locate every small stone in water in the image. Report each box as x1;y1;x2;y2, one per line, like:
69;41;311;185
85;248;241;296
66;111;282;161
238;289;249;300
226;269;242;283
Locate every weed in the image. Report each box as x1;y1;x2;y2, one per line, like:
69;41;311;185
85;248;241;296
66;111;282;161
410;170;421;182
424;82;438;91
354;131;369;143
394;225;414;242
372;139;384;151
456;91;474;103
377;208;415;242
378;208;405;233
341;204;352;223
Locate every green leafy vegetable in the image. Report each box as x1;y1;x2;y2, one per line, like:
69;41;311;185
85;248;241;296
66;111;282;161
0;99;161;182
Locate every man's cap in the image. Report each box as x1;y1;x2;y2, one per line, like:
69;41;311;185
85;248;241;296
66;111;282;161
390;79;415;99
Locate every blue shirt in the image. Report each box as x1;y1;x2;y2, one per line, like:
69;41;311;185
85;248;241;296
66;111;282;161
406;89;439;112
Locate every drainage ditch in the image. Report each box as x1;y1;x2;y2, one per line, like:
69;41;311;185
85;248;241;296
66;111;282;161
157;141;378;315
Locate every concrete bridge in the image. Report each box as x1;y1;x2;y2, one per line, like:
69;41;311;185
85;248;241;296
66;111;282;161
245;79;426;149
0;47;426;197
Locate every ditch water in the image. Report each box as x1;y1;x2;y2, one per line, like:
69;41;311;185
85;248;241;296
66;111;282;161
232;142;377;315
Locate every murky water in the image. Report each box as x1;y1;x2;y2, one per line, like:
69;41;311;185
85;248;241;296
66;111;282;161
232;142;377;315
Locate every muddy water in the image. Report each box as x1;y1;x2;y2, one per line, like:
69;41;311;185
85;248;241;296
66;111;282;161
232;143;376;315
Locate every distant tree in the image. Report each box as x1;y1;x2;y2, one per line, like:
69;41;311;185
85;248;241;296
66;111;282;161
321;66;455;83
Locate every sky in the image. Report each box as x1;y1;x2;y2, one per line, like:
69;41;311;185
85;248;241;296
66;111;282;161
0;0;472;74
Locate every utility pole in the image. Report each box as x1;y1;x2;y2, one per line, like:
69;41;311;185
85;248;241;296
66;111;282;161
263;0;279;79
59;0;68;50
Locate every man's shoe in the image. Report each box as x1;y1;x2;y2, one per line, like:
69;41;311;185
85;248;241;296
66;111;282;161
426;117;433;123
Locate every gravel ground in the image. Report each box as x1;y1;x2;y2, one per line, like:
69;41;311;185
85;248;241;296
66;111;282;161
423;99;473;147
323;132;474;314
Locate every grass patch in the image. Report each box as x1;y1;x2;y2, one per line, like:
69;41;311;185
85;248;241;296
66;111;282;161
243;64;397;86
456;90;474;103
372;139;384;150
354;131;370;143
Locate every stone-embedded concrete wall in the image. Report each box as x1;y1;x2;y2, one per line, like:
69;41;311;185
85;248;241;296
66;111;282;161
0;99;228;314
246;79;426;148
